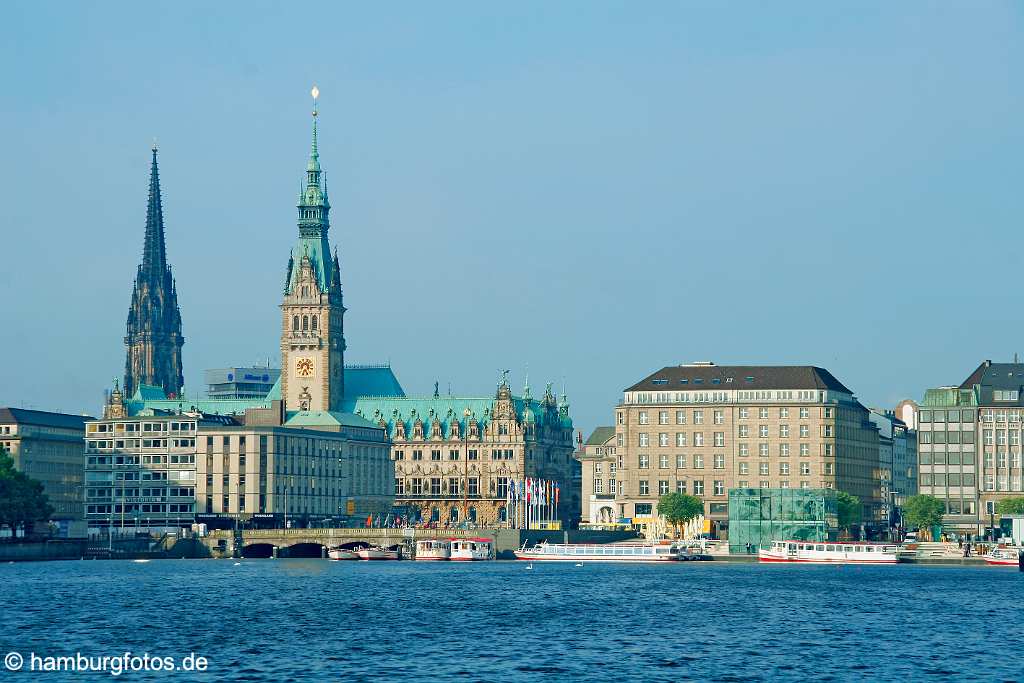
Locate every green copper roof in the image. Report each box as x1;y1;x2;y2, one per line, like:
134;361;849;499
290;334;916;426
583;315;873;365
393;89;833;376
284;410;377;428
350;393;571;436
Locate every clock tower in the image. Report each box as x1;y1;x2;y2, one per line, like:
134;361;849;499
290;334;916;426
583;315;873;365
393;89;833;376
280;87;346;413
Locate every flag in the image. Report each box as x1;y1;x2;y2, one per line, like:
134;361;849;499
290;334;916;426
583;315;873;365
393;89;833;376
555;482;560;506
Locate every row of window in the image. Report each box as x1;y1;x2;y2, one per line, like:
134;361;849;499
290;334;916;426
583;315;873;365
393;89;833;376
85;503;194;515
88;422;197;435
632;445;827;468
396;476;509;497
392;448;520;461
624;407;824;426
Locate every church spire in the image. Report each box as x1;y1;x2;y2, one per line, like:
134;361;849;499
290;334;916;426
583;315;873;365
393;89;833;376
124;144;185;400
142;144;167;274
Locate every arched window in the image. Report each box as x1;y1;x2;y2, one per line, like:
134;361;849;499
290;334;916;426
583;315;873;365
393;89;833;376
430;507;440;523
497;506;506;523
302;315;309;331
311;315;318;331
449;508;459;523
469;507;478;523
292;316;299;331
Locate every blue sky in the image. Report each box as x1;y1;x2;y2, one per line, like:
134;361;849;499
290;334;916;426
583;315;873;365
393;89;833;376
1;3;1021;433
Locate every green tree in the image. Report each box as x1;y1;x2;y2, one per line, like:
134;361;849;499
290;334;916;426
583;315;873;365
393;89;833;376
903;494;945;535
995;497;1024;516
657;493;704;538
836;491;861;531
0;447;53;538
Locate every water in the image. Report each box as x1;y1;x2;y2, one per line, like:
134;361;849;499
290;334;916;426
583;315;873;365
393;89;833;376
2;559;1023;682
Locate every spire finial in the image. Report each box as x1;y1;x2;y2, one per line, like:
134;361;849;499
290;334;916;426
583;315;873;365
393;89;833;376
152;137;158;152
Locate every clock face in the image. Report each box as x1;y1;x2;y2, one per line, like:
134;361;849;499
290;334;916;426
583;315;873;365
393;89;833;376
295;357;315;378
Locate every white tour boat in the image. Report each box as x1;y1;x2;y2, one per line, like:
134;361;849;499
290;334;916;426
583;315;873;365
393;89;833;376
356;546;401;561
327;548;358;561
450;537;492;561
983;548;1023;566
759;540;900;564
415;539;451;561
513;541;693;562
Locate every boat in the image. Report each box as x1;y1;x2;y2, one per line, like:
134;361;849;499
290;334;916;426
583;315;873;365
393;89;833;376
513;541;696;562
759;540;900;564
327;547;358;561
415;539;451;561
983;548;1023;566
450;537;492;561
356;546;400;561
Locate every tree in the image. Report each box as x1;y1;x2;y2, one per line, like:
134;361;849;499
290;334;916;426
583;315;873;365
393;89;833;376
657;493;704;538
996;497;1024;516
903;494;945;535
0;447;53;538
836;491;861;531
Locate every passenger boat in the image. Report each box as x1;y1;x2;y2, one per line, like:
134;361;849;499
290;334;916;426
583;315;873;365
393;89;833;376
450;537;492;561
415;539;451;561
983;548;1023;566
513;541;694;562
759;540;899;564
327;548;358;561
356;546;400;561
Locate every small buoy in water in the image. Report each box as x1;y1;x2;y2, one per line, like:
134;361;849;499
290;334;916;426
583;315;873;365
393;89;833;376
233;562;241;566
575;562;584;567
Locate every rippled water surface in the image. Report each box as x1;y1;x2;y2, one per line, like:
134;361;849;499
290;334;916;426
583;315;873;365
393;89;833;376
2;559;1023;681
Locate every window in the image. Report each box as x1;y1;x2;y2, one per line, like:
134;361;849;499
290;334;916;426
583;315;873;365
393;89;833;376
676;411;686;425
412;450;423;461
799;425;809;438
822;425;834;437
779;425;789;438
780;408;789;419
659;480;669;495
617;412;624;425
639;411;649;425
739;444;749;457
760;480;771;488
639;455;649;469
694;433;704;447
431;450;441;461
659;454;669;469
759;462;770;476
449;450;459;461
635;503;652;515
676;454;686;468
676;480;687;494
693;455;704;469
739;408;749;419
639;481;650;496
779;462;790;475
659;433;669;447
639;433;649;447
714;454;725;469
714;410;724;425
714;432;725;447
693;410;704;425
759;408;769;419
739;462;749;475
659;411;669;425
594;479;604;494
292;316;299;331
759;425;769;438
799;408;809;419
713;480;724;496
676;433;687;447
800;444;809;456
800;462;810;475
692;480;704;495
759;443;769;457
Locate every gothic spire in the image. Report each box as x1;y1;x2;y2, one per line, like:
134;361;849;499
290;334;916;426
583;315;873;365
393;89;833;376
142;145;167;274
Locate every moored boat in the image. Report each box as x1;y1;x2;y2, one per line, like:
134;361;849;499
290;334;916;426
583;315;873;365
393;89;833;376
415;539;451;561
450;537;492;561
327;548;358;561
513;541;691;562
983;548;1023;566
357;546;401;561
759;540;899;564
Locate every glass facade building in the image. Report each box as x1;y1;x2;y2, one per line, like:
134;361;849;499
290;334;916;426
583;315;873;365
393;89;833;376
728;488;837;553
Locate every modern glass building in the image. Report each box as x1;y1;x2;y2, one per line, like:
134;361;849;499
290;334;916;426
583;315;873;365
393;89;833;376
728;488;837;553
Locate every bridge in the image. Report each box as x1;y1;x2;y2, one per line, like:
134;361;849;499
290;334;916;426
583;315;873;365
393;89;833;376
200;528;506;559
194;526;636;559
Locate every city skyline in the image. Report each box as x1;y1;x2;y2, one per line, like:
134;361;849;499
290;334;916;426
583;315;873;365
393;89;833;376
2;3;1022;433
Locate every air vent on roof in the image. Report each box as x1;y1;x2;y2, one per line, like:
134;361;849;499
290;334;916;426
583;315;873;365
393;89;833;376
745;377;755;383
684;361;716;367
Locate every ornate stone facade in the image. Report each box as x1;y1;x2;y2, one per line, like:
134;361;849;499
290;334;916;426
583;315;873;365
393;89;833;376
353;376;577;526
280;100;346;413
123;147;184;399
